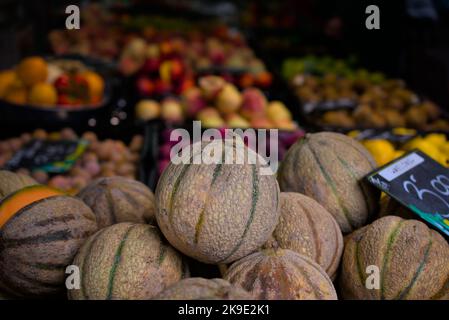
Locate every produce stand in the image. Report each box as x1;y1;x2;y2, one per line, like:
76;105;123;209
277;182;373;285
1;0;449;306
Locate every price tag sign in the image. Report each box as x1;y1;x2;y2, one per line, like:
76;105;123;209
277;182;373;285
367;150;449;236
4;139;89;173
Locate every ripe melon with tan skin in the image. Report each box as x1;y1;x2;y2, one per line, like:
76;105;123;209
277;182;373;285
267;192;343;280
0;185;97;298
69;222;188;300
340;216;449;300
0;170;38;199
224;248;337;300
155;139;280;264
77;177;156;229
278;132;380;233
154;278;253;300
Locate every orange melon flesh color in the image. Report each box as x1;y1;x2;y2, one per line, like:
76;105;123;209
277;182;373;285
0;185;63;228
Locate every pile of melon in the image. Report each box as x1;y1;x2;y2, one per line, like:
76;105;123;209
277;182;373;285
1;132;448;300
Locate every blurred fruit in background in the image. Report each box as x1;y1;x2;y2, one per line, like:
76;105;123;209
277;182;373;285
135;99;161;121
286;56;449;131
0;57;105;109
0;129;143;194
351;130;449;167
28;83;58;107
156;127;305;176
16;57;48;87
0;70;18;98
134;75;296;130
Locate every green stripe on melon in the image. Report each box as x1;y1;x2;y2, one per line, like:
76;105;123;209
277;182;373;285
278;132;380;233
340;216;449;300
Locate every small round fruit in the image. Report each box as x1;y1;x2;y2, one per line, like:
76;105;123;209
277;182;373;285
82;71;104;102
28;83;58;106
135;100;161;121
16;57;48;87
0;70;17;98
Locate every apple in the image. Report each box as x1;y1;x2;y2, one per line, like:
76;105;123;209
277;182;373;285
256;71;272;88
177;78;194;95
239;73;255;88
182;87;207;117
159;60;172;82
198;75;225;100
141;58;160;75
161;98;183;123
170;59;184;82
119;57;142;76
160;41;173;57
135;99;160;121
216;84;242;114
240;88;267;119
197;107;221;122
266;101;292;122
145;44;160;59
250;117;274;129
154;79;172;96
202;116;225;128
54;74;70;93
226;113;250;128
136;77;154;96
209;47;225;65
273;119;297;131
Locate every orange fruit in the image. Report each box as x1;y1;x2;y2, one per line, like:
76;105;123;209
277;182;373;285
0;70;17;98
82;71;104;102
28;83;58;107
4;78;27;104
16;57;48;87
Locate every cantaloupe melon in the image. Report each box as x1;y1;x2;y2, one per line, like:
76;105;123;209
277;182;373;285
0;170;38;199
267;192;343;280
77;177;156;228
156;140;280;264
224;248;337;300
340;216;449;300
154;278;253;300
68;222;188;300
278;132;380;233
0;186;97;298
0;185;62;228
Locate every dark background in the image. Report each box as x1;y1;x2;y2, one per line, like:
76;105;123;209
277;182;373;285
0;0;448;110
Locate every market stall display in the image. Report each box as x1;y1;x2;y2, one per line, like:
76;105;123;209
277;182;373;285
1;0;449;303
0;128;143;194
135;75;297;130
0;57;106;108
0;183;98;298
77;176;156;228
349;130;449;167
284;56;449;131
154;126;304;178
